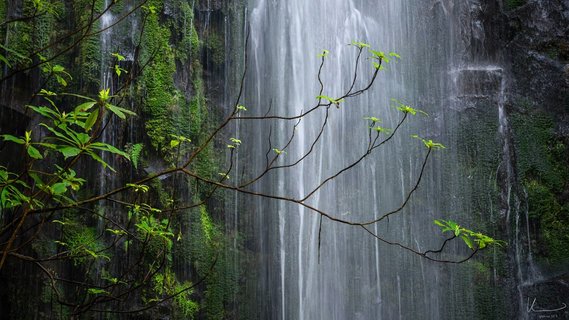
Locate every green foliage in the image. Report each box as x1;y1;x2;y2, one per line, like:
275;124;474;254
204;32;225;65
391;99;427;116
318;49;329;58
0;0;227;317
411;135;446;150
189;206;233;319
151;268;199;319
505;0;525;10
126;143;144;169
316;95;344;106
58;224;109;265
434;219;504;250
511;108;569;265
526;180;569;265
364;116;392;134
351;41;370;49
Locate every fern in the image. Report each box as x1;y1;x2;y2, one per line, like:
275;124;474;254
127;143;144;169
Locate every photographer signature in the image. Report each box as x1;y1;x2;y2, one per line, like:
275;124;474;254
527;297;568;313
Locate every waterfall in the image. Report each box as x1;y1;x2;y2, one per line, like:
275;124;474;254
239;1;487;319
100;0;114;91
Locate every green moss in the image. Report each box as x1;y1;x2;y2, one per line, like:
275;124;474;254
63;224;109;266
187;206;237;320
139;4;177;149
204;32;225;65
175;1;201;62
505;0;525;10
511;107;569;265
526;180;569;264
151;268;199;319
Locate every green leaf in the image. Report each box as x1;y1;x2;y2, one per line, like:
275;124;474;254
84;109;99;131
273;148;286;155
99;88;111;102
364;116;381;123
0;169;8;182
51;182;68;195
75;133;91;145
87;288;108;295
115;64;122;77
27;145;43;159
55;75;67;87
112;52;125;61
0;43;31;63
0;53;11;68
106;103;125;119
461;234;474;249
318;49;329;58
373;126;391;134
27;105;60;119
389;52;401;60
454;225;461;237
2;134;25;144
58;146;81;158
52;65;65;73
90;143;130;159
86;151;115;172
316;95;345;105
106;104;136;119
106;228;127;236
170;139;180;148
351;41;370;49
411;135;446;150
75;101;97;113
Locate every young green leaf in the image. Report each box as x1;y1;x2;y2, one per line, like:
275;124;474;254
351;41;370;49
318;49;329;58
170;139;180;148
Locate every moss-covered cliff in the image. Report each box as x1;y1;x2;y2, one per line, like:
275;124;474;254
0;0;241;318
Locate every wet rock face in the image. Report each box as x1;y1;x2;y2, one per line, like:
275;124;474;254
195;0;223;11
505;0;569;121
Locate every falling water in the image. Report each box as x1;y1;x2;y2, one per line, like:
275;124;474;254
100;0;114;92
239;0;490;319
98;0;116;194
